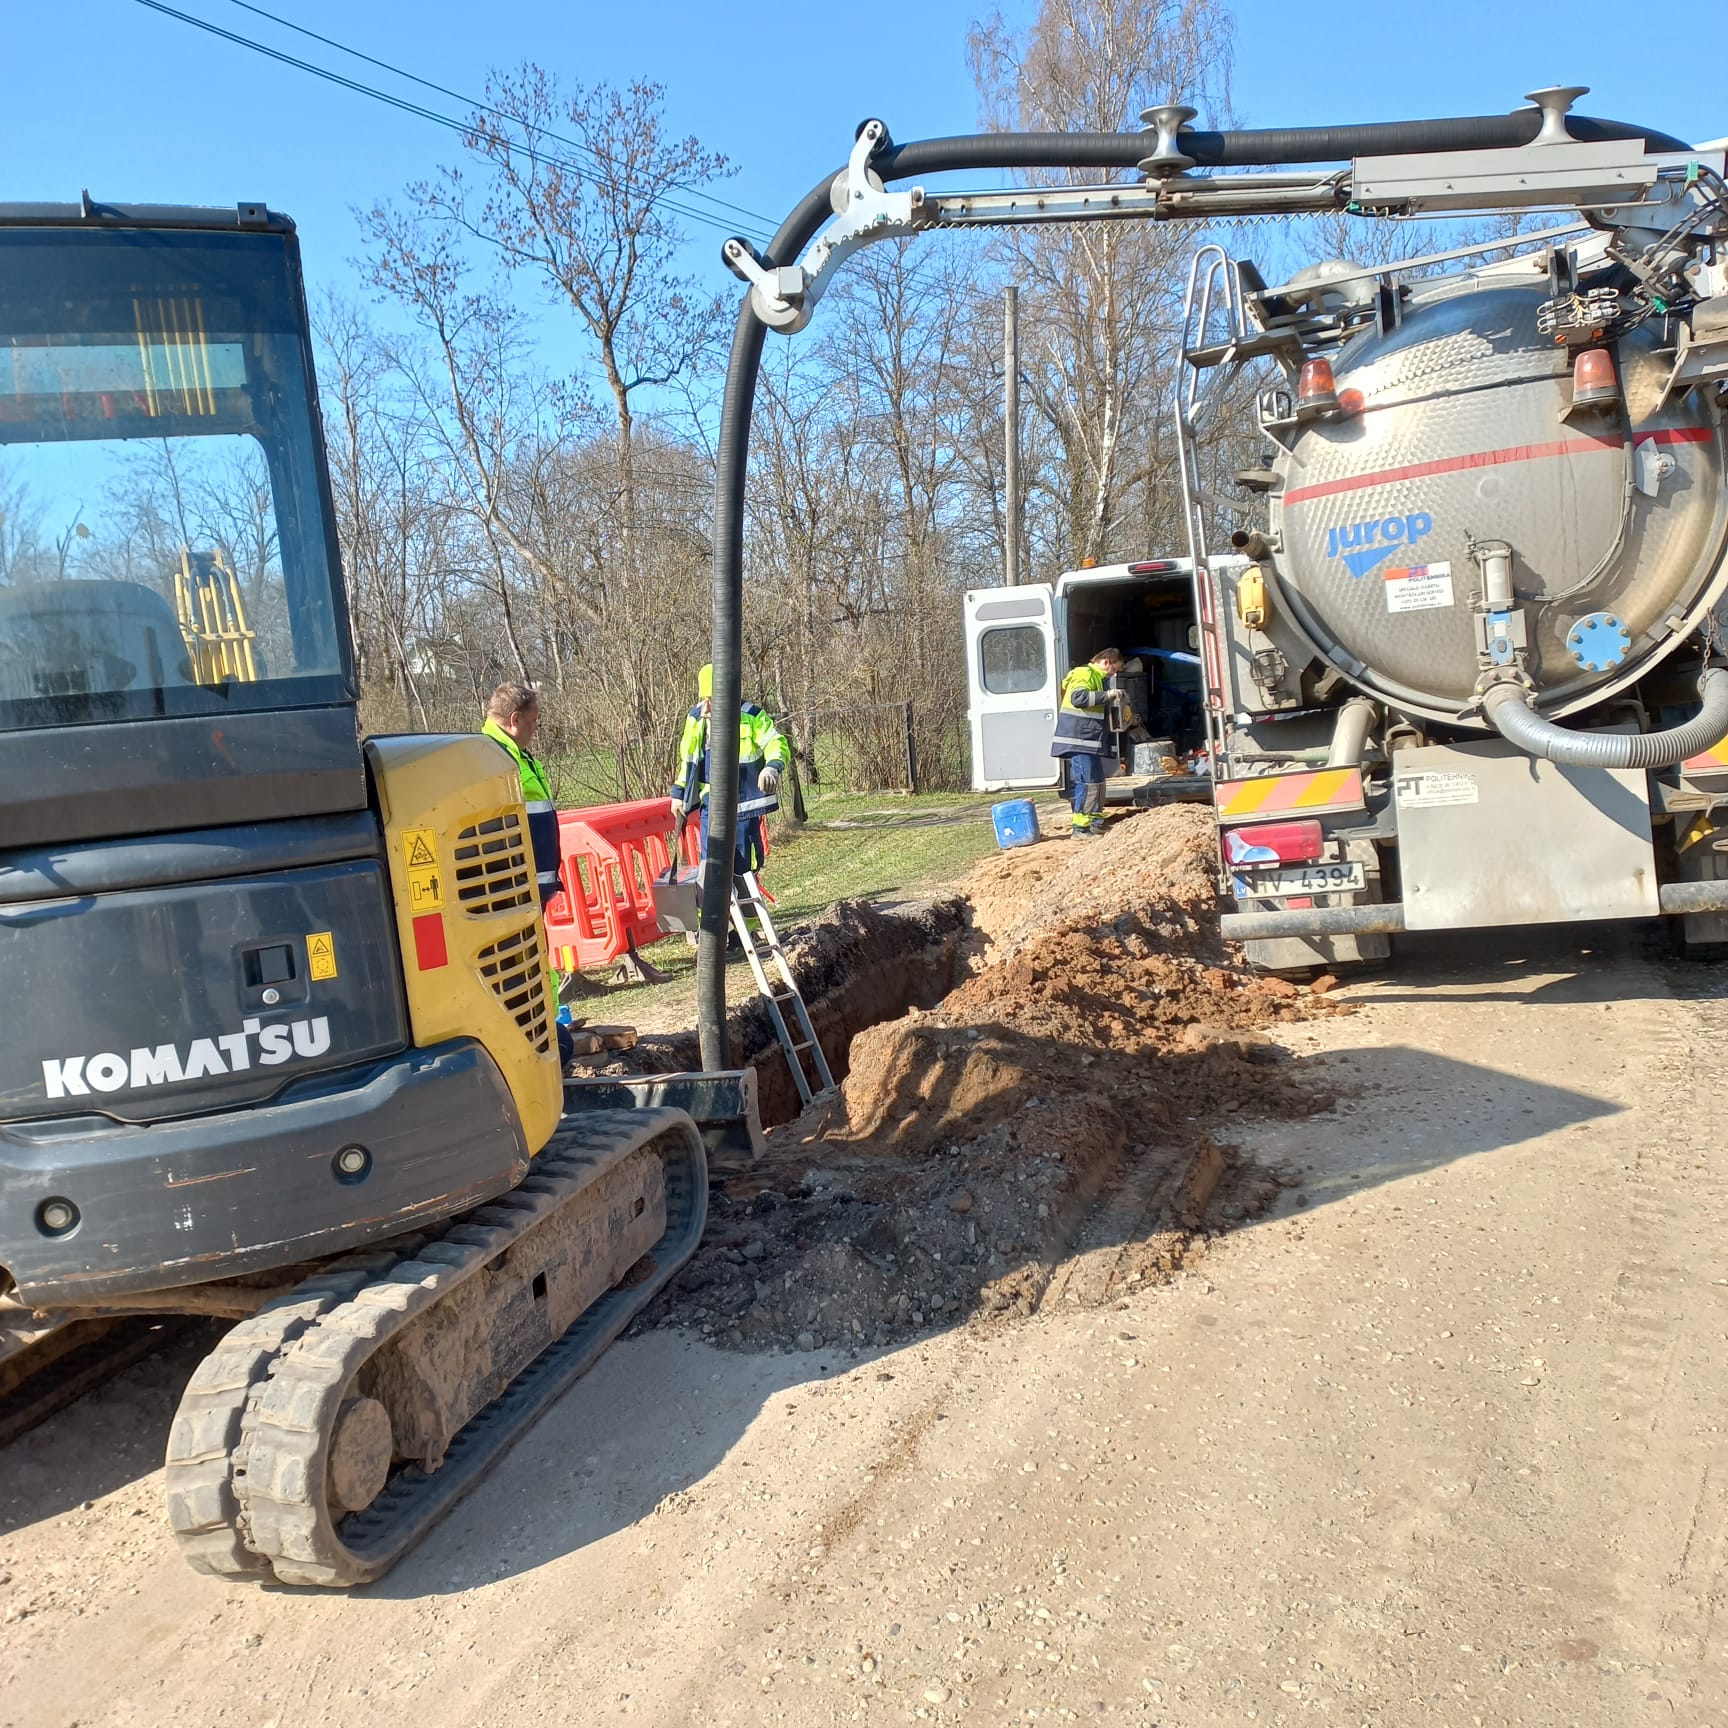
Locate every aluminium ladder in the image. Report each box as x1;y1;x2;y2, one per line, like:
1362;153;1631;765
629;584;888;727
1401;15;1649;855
729;870;835;1107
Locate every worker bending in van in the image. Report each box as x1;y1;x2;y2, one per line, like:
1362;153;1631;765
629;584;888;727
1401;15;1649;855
669;663;793;878
1051;646;1125;840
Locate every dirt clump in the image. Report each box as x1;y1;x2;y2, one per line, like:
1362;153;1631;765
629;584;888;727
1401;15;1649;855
642;806;1339;1355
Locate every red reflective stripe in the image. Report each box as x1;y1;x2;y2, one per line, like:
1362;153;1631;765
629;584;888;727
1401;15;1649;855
1216;768;1364;820
1282;427;1712;508
412;912;448;970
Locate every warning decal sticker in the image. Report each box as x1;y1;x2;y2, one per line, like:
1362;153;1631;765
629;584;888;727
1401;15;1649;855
402;829;437;870
1384;560;1455;614
400;828;444;912
307;930;339;980
408;861;443;911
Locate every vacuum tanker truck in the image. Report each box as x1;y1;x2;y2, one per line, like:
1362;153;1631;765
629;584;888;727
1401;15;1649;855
1170;163;1728;970
921;95;1728;970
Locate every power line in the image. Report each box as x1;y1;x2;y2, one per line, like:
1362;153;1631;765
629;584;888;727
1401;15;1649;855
130;0;770;243
221;0;775;230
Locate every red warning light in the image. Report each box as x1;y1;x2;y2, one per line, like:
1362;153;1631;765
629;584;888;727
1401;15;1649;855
1571;347;1619;409
1298;358;1339;414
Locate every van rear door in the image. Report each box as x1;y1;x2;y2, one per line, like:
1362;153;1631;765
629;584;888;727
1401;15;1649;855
965;585;1060;790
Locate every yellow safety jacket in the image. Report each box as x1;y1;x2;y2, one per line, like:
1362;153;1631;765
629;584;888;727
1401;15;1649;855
672;702;791;817
482;716;560;902
1050;665;1112;758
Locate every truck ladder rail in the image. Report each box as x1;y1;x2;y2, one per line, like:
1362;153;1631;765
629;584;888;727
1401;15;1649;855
1173;242;1245;769
729;871;835;1107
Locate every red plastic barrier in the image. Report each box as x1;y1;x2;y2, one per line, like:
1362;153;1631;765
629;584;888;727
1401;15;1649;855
544;797;771;973
543;797;674;975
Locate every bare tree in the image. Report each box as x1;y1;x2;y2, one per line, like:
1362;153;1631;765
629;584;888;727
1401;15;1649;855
0;463;45;585
316;296;475;726
444;69;731;577
363;201;579;680
969;0;1235;564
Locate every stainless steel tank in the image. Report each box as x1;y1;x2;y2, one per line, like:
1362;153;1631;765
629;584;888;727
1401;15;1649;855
1268;272;1728;726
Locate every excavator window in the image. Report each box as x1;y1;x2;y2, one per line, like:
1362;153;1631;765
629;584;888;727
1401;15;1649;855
0;226;349;729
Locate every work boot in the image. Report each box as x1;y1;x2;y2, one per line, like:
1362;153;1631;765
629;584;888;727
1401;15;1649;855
1074;824;1104;841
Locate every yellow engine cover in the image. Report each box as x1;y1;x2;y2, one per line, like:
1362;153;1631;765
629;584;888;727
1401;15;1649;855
366;735;562;1158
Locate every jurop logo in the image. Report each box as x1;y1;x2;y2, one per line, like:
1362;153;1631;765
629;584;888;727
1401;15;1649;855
1327;511;1433;578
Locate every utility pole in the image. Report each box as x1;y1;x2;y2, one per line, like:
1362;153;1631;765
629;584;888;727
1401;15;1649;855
1003;284;1021;587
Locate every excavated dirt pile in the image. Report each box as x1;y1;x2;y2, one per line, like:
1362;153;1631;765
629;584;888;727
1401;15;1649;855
640;805;1340;1354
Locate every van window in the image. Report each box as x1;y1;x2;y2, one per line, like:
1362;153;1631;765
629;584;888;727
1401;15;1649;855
979;625;1047;696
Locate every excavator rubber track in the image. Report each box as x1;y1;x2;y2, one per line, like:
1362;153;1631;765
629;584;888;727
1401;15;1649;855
163;1107;707;1587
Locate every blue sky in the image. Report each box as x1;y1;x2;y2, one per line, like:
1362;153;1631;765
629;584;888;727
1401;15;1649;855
5;0;1725;351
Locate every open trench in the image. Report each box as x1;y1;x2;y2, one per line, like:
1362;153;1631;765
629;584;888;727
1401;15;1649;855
630;895;975;1130
624;807;1344;1356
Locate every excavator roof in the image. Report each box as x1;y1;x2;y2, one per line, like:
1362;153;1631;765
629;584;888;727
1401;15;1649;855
0;201;292;233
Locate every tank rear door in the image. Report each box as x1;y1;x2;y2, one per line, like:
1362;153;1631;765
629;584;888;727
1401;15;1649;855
965;584;1060;790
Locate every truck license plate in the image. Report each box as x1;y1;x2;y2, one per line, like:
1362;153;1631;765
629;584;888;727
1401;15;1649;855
1232;861;1365;899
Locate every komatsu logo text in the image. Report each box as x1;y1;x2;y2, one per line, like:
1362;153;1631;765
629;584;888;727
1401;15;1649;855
1327;511;1433;578
41;1017;332;1100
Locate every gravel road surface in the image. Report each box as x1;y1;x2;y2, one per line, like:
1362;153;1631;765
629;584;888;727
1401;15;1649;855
4;924;1724;1726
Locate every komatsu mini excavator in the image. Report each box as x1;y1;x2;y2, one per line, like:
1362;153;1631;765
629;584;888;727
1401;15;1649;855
0;202;707;1585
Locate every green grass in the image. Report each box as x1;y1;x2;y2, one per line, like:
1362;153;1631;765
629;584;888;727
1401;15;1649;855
582;792;1009;1033
769;799;1003;916
794;784;1000;824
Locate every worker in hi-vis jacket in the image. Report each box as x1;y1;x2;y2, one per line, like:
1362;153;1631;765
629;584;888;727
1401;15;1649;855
669;663;793;877
481;681;574;1064
1050;646;1125;840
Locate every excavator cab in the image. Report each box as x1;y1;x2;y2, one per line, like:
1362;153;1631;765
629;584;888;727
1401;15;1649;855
0;206;564;1307
0;218;338;736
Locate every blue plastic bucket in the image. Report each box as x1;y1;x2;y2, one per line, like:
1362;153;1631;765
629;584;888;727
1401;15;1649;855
992;798;1040;850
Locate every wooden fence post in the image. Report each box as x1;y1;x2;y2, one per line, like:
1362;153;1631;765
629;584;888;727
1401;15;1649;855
903;701;920;794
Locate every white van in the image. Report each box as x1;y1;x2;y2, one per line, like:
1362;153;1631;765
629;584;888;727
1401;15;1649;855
964;558;1233;792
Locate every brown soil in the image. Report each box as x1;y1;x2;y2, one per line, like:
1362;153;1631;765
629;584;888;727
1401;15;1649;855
964;798;1226;959
639;806;1340;1355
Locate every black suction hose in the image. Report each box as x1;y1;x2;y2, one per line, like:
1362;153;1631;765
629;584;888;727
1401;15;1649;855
695;107;1688;1068
695;300;771;1069
874;113;1688;178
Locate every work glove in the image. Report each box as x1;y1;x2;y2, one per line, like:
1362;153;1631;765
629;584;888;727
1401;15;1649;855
669;797;687;822
758;764;782;795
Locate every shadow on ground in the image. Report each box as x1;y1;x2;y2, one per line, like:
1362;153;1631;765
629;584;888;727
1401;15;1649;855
1352;921;1728;1009
0;1320;223;1539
